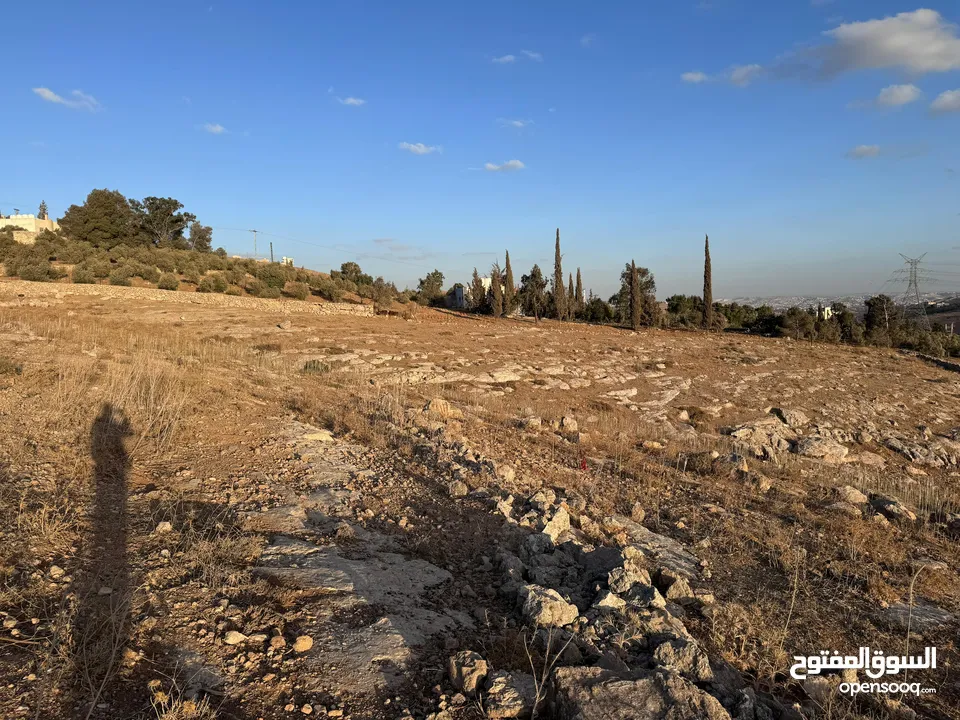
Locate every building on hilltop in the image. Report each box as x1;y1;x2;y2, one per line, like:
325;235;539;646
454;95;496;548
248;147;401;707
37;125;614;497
0;213;59;245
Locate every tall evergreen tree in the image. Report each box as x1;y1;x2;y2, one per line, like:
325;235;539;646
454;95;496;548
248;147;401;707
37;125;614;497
553;228;565;320
504;250;516;313
703;234;713;329
37;201;48;220
491;262;503;319
469;268;488;313
575;268;584;316
520;264;547;321
630;260;642;331
567;273;575;320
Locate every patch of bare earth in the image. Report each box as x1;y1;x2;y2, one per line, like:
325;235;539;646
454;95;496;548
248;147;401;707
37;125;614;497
0;281;956;719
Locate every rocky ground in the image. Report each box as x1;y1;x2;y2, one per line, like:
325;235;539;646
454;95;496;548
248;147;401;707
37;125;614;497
0;279;957;719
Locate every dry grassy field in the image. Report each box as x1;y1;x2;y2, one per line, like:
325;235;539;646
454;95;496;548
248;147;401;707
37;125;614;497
0;279;956;720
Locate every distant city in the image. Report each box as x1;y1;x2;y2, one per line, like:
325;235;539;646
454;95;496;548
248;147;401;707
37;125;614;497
716;291;960;314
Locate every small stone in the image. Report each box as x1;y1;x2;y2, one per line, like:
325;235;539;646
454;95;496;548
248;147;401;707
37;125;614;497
154;521;174;534
837;485;868;504
292;635;313;653
48;565;65;580
560;416;579;433
301;704;313;714
223;630;247;646
270;635;287;650
519;584;579;628
448;480;469;498
630;502;646;523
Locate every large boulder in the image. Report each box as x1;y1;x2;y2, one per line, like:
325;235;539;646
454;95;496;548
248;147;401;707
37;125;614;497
869;493;917;523
519;584;579;628
794;436;849;464
485;671;537;718
550;666;731;719
770;408;809;428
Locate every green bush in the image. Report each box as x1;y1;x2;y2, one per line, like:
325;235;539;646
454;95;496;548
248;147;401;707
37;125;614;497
157;273;180;291
19;264;52;282
257;285;282;299
284;281;310;300
109;268;132;286
183;270;202;285
302;359;331;375
197;273;228;293
257;263;290;289
72;267;97;284
225;286;243;296
312;277;344;302
244;278;264;296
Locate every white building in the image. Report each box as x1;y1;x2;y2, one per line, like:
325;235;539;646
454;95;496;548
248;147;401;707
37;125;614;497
0;213;59;244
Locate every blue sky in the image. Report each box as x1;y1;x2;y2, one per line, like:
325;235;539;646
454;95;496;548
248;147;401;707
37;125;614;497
3;1;959;299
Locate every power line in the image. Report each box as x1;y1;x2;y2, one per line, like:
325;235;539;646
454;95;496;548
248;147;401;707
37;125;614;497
897;254;931;331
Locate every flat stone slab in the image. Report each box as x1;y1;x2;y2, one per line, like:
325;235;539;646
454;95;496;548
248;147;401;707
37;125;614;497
880;603;954;635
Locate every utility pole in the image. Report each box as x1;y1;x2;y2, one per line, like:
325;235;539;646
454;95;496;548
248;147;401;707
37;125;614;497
898;254;931;331
270;242;274;263
248;229;259;259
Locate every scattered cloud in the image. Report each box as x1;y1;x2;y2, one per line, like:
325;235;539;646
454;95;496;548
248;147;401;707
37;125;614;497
729;64;764;87
876;83;922;107
681;71;709;84
931;89;960;113
338;96;366;106
818;9;960;76
548;107;556;113
521;50;543;61
492;54;516;64
484;159;525;172
32;87;101;112
846;144;880;159
580;33;596;48
181;96;192;105
499;118;533;129
398;141;441;155
681;65;763;86
203;123;227;134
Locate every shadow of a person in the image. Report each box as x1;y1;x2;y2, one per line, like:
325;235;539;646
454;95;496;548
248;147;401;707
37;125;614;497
67;403;133;718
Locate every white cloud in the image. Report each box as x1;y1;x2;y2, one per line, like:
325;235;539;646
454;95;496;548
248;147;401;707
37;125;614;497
681;71;709;84
821;9;960;75
492;54;516;64
548;107;556;113
338;96;366;106
876;83;922;107
399;142;441;155
580;33;596;48
931;89;960;113
522;50;543;61
846;144;880;159
728;64;763;87
484;159;525;172
32;87;101;111
500;118;533;128
204;123;227;134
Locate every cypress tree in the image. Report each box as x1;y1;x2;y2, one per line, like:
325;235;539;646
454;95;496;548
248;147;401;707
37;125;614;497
504;250;516;313
630;260;642;331
553;228;565;320
703;234;713;329
491;262;503;319
575;268;584;315
470;268;487;313
38;200;48;220
567;273;575;320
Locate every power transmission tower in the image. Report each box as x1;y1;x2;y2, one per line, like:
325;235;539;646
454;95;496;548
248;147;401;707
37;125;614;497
248;229;259;258
897;254;931;331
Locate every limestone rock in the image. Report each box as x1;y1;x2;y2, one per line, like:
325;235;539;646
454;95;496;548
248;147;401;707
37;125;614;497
519;584;579;628
837;485;868;505
795;436;849;464
770;408;809;428
448;651;488;695
485;671;537;719
292;635;313;653
869;494;917;523
550;666;731;720
448;480;469;498
223;630;247;646
683;451;719;475
541;507;571;542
